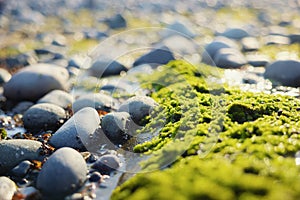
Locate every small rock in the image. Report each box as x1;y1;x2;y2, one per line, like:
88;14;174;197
92;154;120;175
37;90;74;108
246;54;270;67
219;28;249;40
12;101;34;114
36;147;87;198
104;14;127;29
289;34;300;44
0;68;11;84
72;93;117;113
118;96;158;125
0;176;17;200
264;60;300;87
83;29;107;40
89;171;102;182
264;35;290;45
213;48;247;68
241;37;260;52
87;57;127;78
49;107;100;150
163;21;196;38
3;63;69;102
23;103;66;133
160;35;198;55
11;160;32;177
101;112;132;144
133;46;175;67
0;139;43;174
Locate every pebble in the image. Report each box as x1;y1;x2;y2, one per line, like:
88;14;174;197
0;68;11;85
164;21;196;38
87;58;127;78
219;28;249;40
49;107;100;150
37;90;74;108
160;35;198;55
118;96;158;125
89;171;102;182
0;176;17;200
11;160;32;177
264;35;290;45
72;93;117;113
12;101;34;114
36;147;87;198
133;46;175;67
213;48;247;68
289;34;300;44
23;103;66;133
92;154;120;175
3;63;69;102
101;112;132;144
264;60;300;87
0;139;43;174
104;14;127;29
241;37;260;52
246;54;270;67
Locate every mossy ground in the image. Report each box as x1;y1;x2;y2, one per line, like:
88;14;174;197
112;60;300;200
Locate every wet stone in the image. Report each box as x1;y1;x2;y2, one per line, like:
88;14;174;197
92;154;120;175
23;103;66;133
36;147;87;198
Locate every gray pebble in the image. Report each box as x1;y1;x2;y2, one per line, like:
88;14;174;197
0;68;11;85
101;112;132;144
118;96;158;125
160;35;198;56
246;54;270;67
213;48;247;69
0;139;43;174
104;14;127;29
36;147;87;198
23;103;66;133
133;46;175;67
49;107;100;150
12;101;34;114
219;28;249;40
11;160;32;177
3;63;69;102
264;60;300;87
72;93;117;113
0;176;17;200
87;58;127;78
264;35;290;45
37;90;74;108
241;37;260;52
92;154;120;175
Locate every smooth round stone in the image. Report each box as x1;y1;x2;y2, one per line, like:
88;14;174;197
3;63;69;102
118;96;158;125
163;21;196;38
241;37;260;52
219;28;249;40
72;93;117;113
101;112;131;144
92;154;120;175
49;107;100;150
0;176;17;200
23;103;66;133
246;55;270;67
160;35;198;55
264;35;290;45
133;46;175;67
12;101;34;114
0;68;11;84
0;139;43;174
104;14;127;29
264;60;300;87
87;58;127;78
36;147;87;198
11;160;32;177
37;90;74;108
213;48;247;69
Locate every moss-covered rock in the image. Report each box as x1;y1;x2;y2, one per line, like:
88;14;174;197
112;60;300;200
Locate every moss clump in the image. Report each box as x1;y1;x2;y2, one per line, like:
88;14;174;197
112;60;300;200
0;128;7;140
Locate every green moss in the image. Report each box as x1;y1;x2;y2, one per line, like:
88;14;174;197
0;128;7;140
258;43;300;60
112;60;300;200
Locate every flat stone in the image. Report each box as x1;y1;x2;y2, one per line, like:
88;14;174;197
0;139;43;175
49;107;100;150
133;46;175;67
241;37;260;52
118;96;158;125
72;93;117;113
37;90;73;108
264;60;300;87
3;63;69;102
0;176;17;200
213;48;247;69
87;58;127;78
219;28;249;40
36;147;87;198
23;103;66;133
264;35;290;45
246;54;270;67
